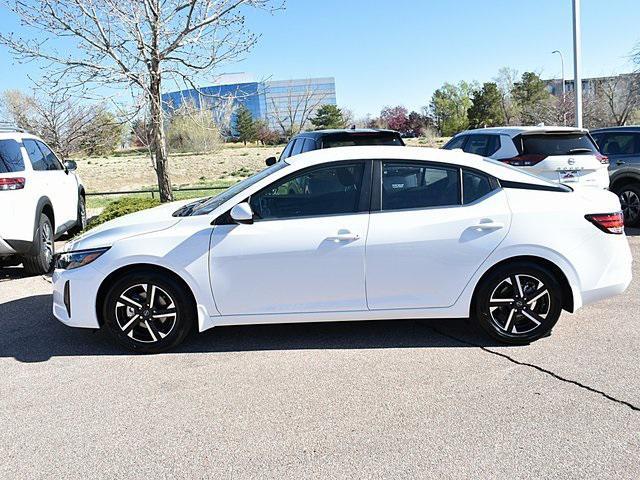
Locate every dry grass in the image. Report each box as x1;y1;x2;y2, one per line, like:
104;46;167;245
75;137;451;194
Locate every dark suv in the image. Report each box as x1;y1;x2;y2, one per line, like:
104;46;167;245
591;126;640;226
266;129;404;165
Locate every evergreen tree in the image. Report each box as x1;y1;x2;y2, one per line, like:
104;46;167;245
235;105;257;145
311;104;345;130
468;82;506;128
512;72;553;125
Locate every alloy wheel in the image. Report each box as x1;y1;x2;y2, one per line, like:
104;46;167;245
619;189;640;225
488;274;551;335
41;221;54;266
115;283;178;343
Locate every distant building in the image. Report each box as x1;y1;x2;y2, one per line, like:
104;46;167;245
545;73;640;97
162;74;337;134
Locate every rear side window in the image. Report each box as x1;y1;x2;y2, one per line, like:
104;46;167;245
382;162;460;211
463;135;501;157
517;133;598;156
463;170;494;203
322;134;404;148
0;139;25;173
23;139;48;171
595;133;640;155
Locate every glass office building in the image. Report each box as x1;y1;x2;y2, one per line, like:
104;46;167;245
162;75;336;133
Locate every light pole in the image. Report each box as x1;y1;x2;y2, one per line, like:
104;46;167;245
552;50;567;125
552;50;565;95
572;0;583;128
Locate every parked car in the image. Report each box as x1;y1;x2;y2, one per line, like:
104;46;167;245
442;126;609;189
266;128;404;165
0;128;86;274
53;146;631;353
591;126;640;227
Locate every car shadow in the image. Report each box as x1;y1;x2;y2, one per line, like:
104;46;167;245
0;293;505;363
625;227;640;237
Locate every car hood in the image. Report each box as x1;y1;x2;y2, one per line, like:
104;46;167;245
64;199;192;252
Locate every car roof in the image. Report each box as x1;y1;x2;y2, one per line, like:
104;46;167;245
455;126;589;138
293;129;401;139
591;125;640;133
284;145;557;187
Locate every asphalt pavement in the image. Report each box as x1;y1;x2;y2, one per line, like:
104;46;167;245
1;232;639;479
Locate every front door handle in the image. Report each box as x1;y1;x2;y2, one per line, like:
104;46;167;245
327;233;360;242
471;221;504;231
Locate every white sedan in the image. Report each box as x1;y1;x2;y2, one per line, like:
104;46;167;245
53;147;632;353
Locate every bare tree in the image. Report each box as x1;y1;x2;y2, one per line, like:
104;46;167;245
268;82;330;139
598;74;640;126
494;67;520;125
1;88;122;157
0;0;281;201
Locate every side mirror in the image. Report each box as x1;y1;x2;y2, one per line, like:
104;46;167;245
230;202;254;224
64;160;77;171
265;156;277;166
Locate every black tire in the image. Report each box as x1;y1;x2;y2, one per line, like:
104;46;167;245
68;194;87;235
613;183;640;227
474;262;563;345
23;214;55;275
101;270;195;353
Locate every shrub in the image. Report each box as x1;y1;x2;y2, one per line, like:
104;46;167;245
88;197;160;229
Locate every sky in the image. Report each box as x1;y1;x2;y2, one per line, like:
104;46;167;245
0;0;639;118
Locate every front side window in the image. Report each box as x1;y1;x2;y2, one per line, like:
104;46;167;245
279;140;295;160
36;141;63;170
463;135;500;157
250;162;365;220
382;162;460;211
443;135;466;150
23;139;47;171
0;139;25;173
290;138;305;157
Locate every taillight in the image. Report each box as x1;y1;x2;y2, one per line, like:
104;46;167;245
585;212;624;234
596;152;609;165
0;177;25;190
501;154;547;167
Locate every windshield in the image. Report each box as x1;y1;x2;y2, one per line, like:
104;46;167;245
188;161;289;216
519;133;598;156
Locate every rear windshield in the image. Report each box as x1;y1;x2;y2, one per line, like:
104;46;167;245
517;133;597;156
0;139;25;173
322;134;404;149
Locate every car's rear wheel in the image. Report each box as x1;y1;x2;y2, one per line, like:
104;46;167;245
23;214;55;275
101;270;194;353
614;183;640;227
475;262;563;345
68;195;87;235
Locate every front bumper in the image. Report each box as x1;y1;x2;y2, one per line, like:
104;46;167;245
0;237;15;256
52;266;103;329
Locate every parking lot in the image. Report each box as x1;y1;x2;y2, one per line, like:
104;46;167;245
0;232;638;479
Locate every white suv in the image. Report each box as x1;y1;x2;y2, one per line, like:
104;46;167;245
443;126;610;189
0;128;86;274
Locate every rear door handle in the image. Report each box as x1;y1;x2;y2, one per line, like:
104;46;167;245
471;221;504;231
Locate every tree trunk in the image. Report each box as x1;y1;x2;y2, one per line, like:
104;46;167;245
149;78;173;202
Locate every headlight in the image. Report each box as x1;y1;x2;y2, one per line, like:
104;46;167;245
56;247;110;270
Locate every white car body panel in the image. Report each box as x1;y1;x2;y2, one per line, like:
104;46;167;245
52;146;632;335
0;131;83;253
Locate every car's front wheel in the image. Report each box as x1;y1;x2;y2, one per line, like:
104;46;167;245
614;183;640;227
101;270;195;353
475;262;563;345
68;195;87;235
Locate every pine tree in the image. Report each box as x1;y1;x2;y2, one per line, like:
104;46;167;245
310;104;345;130
236;105;257;145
